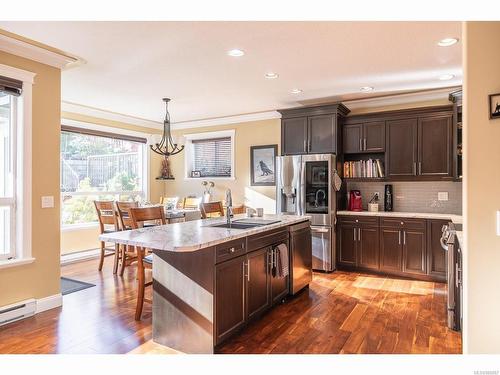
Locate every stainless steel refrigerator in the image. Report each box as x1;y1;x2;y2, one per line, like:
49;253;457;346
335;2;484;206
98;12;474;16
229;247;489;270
276;154;337;272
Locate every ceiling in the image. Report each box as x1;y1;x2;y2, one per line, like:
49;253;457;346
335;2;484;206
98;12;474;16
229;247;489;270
0;21;462;123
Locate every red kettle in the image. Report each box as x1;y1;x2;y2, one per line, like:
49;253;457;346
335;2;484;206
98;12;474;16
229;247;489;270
348;190;363;212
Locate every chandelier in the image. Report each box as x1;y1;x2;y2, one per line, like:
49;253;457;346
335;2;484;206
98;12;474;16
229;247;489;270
150;98;184;157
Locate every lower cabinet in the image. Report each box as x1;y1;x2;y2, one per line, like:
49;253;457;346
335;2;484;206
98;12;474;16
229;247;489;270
338;215;440;281
246;247;270;320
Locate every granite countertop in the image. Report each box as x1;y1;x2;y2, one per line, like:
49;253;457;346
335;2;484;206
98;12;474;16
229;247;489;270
337;210;462;224
99;214;310;253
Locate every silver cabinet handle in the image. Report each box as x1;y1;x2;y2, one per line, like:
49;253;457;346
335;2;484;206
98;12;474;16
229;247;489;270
358;228;361;241
413;162;417;175
247;261;250;282
229;247;235;253
418;162;422;175
364;138;367;150
303;140;307;152
403;231;406;245
359;139;363;151
398;230;401;245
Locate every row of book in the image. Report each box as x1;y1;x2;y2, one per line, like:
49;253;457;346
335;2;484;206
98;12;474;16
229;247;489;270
343;159;385;178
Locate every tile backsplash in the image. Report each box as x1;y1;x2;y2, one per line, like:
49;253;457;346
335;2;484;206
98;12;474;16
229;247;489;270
346;181;462;214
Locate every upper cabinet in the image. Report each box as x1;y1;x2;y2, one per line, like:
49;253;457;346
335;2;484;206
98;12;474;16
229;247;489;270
343;105;455;181
279;104;350;156
343;121;385;154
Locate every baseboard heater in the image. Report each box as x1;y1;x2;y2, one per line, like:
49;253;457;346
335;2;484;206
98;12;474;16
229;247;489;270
0;299;36;326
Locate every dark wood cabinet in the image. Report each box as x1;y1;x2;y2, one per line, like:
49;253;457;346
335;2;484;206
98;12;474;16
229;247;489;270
215;255;246;344
308;114;337;154
343;121;385;154
358;226;380;270
282;117;308;155
427;219;448;281
386;118;418;178
418;115;453;178
246;247;270;320
402;229;426;275
338;223;357;266
380;227;403;272
279;104;350;156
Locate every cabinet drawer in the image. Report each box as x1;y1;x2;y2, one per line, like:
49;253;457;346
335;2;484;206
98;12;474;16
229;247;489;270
380;217;426;230
215;238;246;263
337;215;379;226
247;227;288;252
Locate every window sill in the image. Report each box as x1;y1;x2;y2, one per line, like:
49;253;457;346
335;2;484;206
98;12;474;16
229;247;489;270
0;257;36;270
184;176;236;181
61;223;99;232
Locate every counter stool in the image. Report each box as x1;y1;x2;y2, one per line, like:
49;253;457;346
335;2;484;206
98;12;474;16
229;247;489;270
94;201;120;274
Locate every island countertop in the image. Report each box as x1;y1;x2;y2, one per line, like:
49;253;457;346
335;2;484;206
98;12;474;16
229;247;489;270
99;214;310;253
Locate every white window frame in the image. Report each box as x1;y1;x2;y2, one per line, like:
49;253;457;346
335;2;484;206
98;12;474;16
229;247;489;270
184;129;235;180
0;63;35;269
60;118;153;231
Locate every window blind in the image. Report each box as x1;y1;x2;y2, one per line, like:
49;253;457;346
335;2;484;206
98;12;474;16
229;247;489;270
0;75;23;97
192;137;232;177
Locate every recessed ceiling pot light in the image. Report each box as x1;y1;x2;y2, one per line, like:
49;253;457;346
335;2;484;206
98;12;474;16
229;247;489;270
360;86;374;92
265;72;279;79
439;74;455;81
438;38;459;47
227;49;245;57
291;89;303;94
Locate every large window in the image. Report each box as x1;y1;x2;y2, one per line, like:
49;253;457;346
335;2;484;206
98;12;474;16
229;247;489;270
60;127;147;227
185;130;234;179
0;92;16;260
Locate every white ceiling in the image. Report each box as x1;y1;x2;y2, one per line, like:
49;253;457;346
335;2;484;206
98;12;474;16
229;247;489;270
0;21;462;123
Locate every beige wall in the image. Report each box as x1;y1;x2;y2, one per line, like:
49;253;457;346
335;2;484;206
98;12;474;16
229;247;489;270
166;119;281;212
60;111;164;255
464;22;500;353
0;51;61;306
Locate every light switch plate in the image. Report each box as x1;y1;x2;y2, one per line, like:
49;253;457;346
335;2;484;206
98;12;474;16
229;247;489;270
438;192;449;201
41;196;54;208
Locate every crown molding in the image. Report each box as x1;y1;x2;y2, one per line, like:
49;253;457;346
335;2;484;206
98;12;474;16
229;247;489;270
0;33;79;69
344;86;461;112
171;110;281;130
61;101;163;130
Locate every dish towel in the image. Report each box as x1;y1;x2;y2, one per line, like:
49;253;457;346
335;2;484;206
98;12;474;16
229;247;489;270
276;243;289;278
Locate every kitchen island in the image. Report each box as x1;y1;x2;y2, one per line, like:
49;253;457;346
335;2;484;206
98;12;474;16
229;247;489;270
100;214;311;353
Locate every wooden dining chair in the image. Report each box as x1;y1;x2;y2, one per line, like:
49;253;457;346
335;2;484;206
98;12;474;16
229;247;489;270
182;196;201;210
128;206;166;320
94;200;120;274
115;201;139;276
200;201;225;219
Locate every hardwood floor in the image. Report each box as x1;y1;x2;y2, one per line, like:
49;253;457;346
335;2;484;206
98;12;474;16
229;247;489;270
0;258;461;354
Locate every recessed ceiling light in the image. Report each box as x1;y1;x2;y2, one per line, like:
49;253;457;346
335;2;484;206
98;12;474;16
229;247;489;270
360;86;374;92
227;49;245;57
291;88;303;94
439;74;455;81
265;72;279;79
438;38;459;47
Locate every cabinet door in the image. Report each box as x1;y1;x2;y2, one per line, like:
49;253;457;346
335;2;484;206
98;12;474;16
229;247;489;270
338;224;357;266
363;121;385;152
380;228;403;272
427;220;447;281
418;115;453;177
358;225;380;270
215;255;246;344
343;124;362;154
282;117;308;155
246;248;270;320
403;229;427;275
386;118;418;178
270;247;289;305
308;114;337;154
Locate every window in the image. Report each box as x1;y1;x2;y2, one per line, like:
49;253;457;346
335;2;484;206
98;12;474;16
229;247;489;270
185;130;235;179
0;92;16;260
60;126;148;227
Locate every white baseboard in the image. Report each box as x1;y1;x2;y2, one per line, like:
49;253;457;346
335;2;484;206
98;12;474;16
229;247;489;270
36;293;62;314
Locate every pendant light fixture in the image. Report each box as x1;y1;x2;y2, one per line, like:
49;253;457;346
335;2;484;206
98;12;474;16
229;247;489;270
151;98;184;180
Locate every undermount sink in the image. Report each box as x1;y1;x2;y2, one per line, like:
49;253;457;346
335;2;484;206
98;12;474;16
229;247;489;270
208;218;281;230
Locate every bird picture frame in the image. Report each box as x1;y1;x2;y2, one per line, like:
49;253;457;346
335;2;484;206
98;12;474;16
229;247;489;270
489;92;500;120
250;144;277;186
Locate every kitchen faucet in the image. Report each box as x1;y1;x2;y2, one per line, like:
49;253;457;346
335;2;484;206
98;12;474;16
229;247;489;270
225;189;233;225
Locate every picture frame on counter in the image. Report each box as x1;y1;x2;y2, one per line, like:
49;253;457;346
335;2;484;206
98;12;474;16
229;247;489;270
489;92;500;119
250;144;277;186
191;170;202;178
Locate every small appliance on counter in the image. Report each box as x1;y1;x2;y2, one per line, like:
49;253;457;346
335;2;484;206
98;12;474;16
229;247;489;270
384;184;393;212
348;190;363;211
